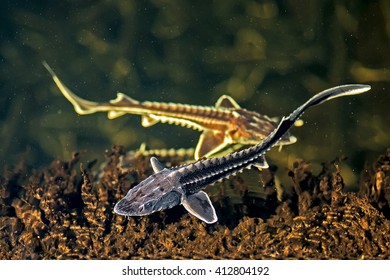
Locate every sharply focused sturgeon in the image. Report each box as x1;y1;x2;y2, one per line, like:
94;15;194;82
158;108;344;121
113;84;371;223
43;62;296;160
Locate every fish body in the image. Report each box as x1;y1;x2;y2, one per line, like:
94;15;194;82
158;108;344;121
43;62;296;160
114;84;371;223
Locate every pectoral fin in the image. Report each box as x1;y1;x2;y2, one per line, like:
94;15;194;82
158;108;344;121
182;191;217;224
195;130;229;160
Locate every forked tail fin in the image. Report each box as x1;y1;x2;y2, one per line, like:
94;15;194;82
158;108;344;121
43;61;105;115
288;84;371;121
258;84;371;152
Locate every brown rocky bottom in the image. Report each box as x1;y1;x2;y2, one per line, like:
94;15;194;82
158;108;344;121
0;147;389;259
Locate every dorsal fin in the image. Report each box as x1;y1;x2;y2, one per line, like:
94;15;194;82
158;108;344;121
107;93;140;119
150;157;165;173
110;92;140;106
215;95;241;109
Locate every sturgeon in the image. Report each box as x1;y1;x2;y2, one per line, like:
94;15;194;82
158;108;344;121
114;84;370;223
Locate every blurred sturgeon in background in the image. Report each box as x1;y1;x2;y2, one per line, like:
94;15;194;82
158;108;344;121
43;61;297;160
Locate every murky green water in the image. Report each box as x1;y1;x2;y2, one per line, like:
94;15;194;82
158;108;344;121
1;0;389;189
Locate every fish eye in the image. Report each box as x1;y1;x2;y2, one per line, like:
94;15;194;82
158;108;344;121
144;201;154;210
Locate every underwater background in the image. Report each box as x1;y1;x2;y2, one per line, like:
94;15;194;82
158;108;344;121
0;0;389;190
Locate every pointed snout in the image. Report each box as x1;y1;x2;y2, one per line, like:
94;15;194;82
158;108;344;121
113;197;140;216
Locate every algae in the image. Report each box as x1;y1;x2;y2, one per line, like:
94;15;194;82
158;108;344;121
0;147;389;259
